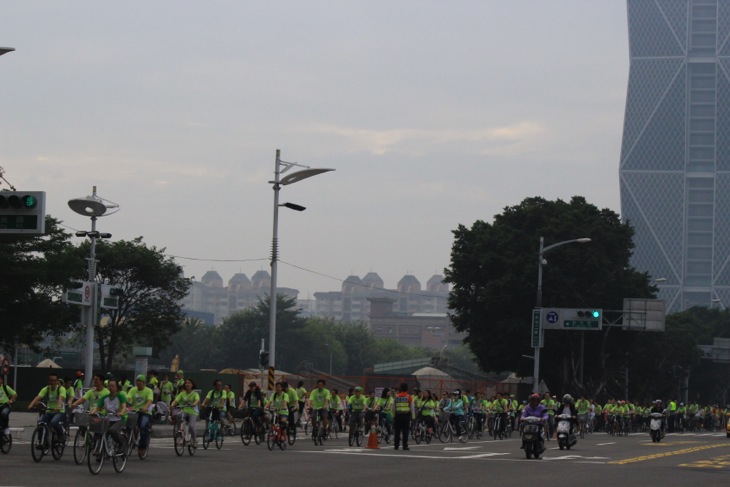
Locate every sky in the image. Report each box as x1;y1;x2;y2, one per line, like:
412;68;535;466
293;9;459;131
0;1;630;297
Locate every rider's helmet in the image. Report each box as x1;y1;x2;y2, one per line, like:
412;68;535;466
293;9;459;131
529;393;541;403
563;394;573;403
452;390;460;396
655;399;663;405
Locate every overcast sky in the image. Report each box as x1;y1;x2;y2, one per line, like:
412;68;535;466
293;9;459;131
0;1;629;297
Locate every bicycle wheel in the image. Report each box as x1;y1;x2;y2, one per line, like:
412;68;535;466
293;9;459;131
278;435;286;450
174;430;184;456
203;426;211;450
356;430;363;446
187;438;196;456
0;433;11;454
31;426;47;463
87;436;104;475
267;429;275;451
51;430;65;460
437;422;449;443
113;432;128;473
215;428;224;449
255;426;264;445
348;429;355;446
287;426;296;446
73;429;89;465
241;419;252;446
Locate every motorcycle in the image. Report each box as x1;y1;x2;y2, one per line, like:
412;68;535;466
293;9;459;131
521;416;546;459
649;412;665;442
556;414;577;450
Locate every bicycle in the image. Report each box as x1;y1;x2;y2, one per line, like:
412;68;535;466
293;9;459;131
413;418;432;445
438;415;468;443
376;414;391;445
0;403;12;455
348;414;365;447
87;414;127;475
240;410;265;446
266;412;287;451
124;411;150;459
171;408;196;456
30;403;66;463
73;410;93;465
203;408;224;450
311;411;326;446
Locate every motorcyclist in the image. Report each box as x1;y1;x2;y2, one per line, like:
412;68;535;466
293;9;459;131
520;393;549;451
556;394;578;437
649;399;666;432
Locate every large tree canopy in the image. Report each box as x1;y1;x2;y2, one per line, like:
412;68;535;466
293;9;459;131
0;216;79;353
444;196;656;397
68;237;191;370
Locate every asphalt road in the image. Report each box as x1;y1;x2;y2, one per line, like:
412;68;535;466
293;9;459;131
1;419;729;487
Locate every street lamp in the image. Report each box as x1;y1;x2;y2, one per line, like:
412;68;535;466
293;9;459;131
0;47;14;57
533;236;591;393
268;149;333;389
68;186;119;387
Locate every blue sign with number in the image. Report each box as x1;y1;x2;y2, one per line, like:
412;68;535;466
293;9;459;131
546;311;559;324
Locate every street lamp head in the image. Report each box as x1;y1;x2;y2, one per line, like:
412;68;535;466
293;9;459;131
0;47;15;56
281;202;306;212
576;238;591;243
280;168;334;186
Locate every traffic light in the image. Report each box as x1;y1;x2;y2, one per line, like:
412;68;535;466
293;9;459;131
109;288;124;297
576;309;601;319
259;350;269;368
0;191;46;234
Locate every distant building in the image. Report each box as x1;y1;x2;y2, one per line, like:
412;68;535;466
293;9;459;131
181;270;450;325
367;296;464;350
620;0;730;311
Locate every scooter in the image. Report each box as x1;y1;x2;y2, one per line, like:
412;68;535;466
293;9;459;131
521;416;546;459
556;414;577;450
649;412;665;442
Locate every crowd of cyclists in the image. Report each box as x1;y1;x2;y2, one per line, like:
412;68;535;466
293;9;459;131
3;370;729;467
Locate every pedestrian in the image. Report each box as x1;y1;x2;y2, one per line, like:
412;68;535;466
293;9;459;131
393;382;414;450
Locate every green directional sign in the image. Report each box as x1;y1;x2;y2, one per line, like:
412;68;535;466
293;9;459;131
532;309;543;348
563;320;600;329
66;291;83;304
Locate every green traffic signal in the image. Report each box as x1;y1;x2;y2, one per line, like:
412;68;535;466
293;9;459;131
591;310;600;318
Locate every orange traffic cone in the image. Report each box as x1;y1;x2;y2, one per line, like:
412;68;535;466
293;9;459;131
367;425;379;449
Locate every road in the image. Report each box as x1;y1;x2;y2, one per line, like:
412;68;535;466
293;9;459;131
1;424;728;486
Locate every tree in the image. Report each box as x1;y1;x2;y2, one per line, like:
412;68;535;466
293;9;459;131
444;196;655;397
0;216;79;354
68;237;191;370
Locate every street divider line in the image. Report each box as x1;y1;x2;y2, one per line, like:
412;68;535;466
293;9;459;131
608;444;729;465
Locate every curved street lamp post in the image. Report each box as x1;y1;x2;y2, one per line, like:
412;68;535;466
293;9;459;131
268;150;333;390
532;236;591;393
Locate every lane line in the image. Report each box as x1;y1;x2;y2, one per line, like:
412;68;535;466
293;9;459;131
608;444;729;465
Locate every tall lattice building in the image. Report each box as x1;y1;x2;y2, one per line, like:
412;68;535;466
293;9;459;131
620;0;730;312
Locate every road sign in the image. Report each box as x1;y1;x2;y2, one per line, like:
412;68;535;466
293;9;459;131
541;308;603;330
63;281;94;306
531;309;543;348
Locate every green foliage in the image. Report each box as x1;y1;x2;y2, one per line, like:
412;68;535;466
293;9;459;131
67;237;191;370
0;216;79;352
444;196;655;397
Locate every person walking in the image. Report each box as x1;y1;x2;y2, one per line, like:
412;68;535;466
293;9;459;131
393;382;414;451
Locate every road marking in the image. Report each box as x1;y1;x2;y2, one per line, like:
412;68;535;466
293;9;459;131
596;442;615;446
443;446;480;451
543;455;609;462
679;454;730;469
608;444;729;465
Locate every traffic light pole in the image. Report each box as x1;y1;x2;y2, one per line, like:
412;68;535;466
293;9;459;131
83;214;98;388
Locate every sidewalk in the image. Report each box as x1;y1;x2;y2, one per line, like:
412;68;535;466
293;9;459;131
9;411;205;439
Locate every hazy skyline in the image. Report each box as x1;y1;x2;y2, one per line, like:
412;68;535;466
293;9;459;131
0;1;629;296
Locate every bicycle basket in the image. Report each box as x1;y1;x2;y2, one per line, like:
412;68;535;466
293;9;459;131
89;416;110;434
74;412;91;427
126;412;138;425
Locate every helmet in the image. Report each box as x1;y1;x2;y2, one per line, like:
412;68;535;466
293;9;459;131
655;399;662;405
563;394;573;403
105;372;113;379
76;371;84;378
452;390;459;395
529;393;541;402
354;386;363;392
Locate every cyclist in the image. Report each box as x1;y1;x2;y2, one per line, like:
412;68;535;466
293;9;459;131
281;381;298;428
126;374;154;457
240;381;264;430
73;371;84;400
420;390;438;434
170;378;200;447
28;372;67;443
159;373;175;406
308;379;331;435
223;383;236;427
265;382;290;434
174;370;185;394
148;371;160;401
492;391;510;437
376;387;394;436
295;381;307;427
541;391;556;437
89;379;128;452
364;390;378;434
0;376;17;436
347;386;368;433
576;394;591;434
72;374;109;410
471;391;484;436
444;390;466;440
330;388;345;431
201;379;226;424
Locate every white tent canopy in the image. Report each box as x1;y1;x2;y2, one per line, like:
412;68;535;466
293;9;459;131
36;358;61;368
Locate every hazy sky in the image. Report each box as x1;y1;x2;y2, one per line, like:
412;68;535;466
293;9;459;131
0;1;629;297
